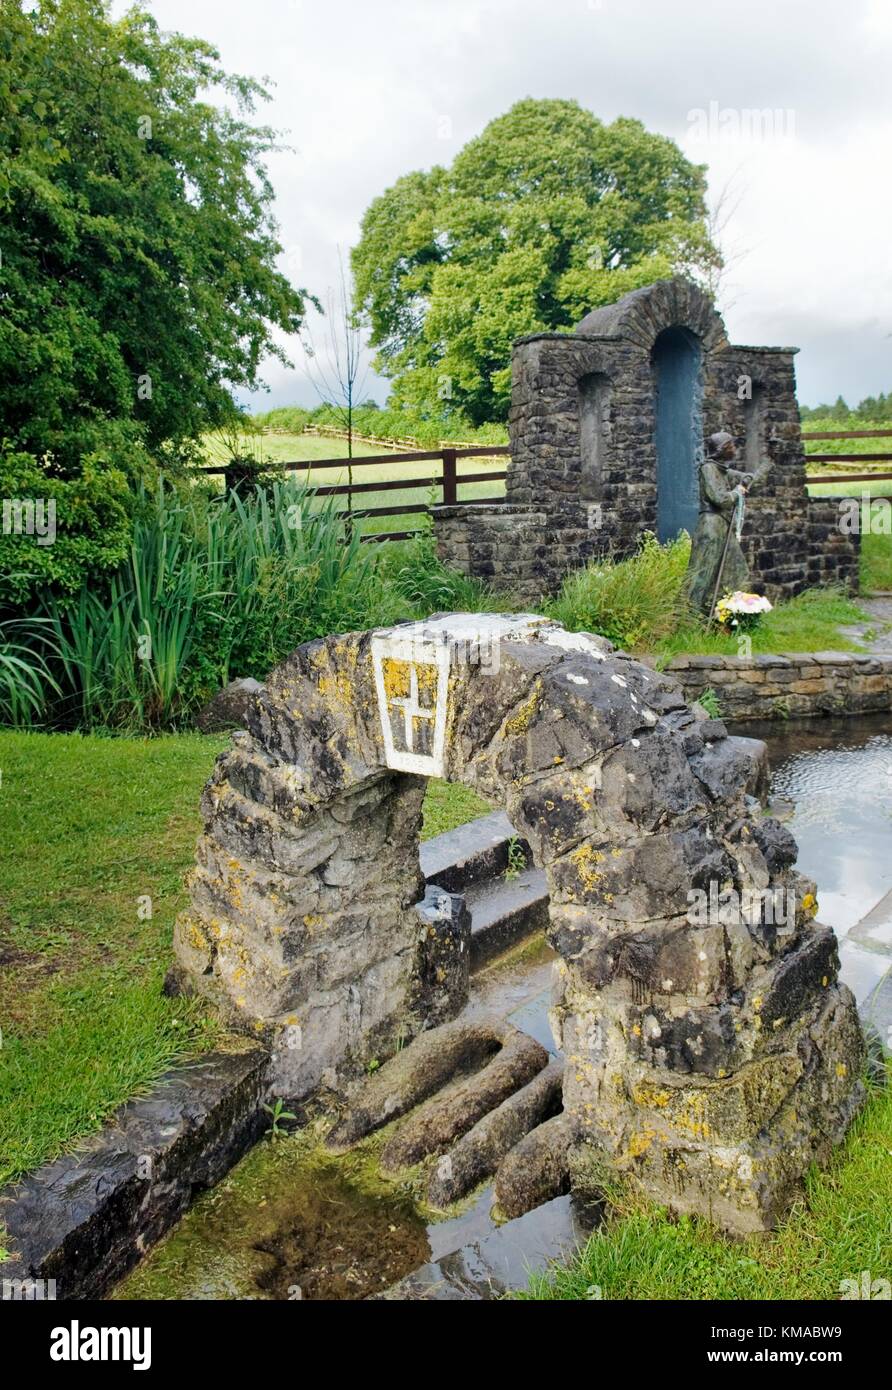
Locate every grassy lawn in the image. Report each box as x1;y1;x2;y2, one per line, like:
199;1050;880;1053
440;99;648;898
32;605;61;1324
524;1067;892;1300
204;428;507;536
0;731;490;1188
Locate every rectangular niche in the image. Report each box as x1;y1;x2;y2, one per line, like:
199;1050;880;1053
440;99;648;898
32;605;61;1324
743;382;767;476
578;372;610;501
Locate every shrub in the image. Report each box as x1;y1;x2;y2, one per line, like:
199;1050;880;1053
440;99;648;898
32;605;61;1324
0;452;134;606
252;401;509;449
547;532;692;649
252;406;313;433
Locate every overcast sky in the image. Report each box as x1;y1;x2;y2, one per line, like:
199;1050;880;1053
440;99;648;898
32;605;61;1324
124;0;892;411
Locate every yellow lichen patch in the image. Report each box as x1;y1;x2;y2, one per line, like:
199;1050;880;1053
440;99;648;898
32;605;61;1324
318;670;355;705
571;844;606;894
381;658;411;701
802;892;818;916
626;1128;657;1159
632;1085;671;1109
504;684;541;737
183;915;209;955
416;662;438;701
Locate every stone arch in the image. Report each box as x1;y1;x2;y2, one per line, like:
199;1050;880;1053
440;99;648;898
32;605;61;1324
575;277;728;354
173;613;864;1232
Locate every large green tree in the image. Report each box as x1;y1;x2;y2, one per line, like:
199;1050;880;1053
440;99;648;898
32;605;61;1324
0;0;308;473
353;99;720;424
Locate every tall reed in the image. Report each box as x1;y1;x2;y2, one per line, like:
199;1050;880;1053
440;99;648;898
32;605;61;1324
35;478;385;730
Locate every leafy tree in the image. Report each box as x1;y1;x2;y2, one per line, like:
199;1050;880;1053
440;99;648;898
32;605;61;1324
352;99;720;424
0;0;309;474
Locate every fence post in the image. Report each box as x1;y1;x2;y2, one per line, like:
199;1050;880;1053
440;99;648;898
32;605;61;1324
442;448;457;506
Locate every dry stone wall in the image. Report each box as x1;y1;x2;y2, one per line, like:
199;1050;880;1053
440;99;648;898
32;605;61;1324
664;651;892;722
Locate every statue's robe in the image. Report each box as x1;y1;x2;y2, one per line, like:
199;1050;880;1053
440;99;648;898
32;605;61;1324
684;463;752;616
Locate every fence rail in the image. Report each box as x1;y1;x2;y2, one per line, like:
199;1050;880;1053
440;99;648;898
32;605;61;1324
198;444;510;541
802;427;892;486
198;429;892;539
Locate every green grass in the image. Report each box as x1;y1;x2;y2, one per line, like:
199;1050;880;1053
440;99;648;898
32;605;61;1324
546;534;877;659
420;780;492;838
547;532;693;649
0;731;493;1188
524;1068;892;1300
862;532;892;591
0;731;228;1185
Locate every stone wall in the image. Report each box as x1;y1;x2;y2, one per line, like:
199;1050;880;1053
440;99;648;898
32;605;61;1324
663;650;892;722
433;504;548;606
433;278;860;603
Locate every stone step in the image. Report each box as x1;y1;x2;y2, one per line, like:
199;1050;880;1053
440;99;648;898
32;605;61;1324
420;810;531;894
463;865;550;969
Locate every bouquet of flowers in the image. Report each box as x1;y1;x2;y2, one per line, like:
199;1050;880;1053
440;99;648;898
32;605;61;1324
715;590;773;632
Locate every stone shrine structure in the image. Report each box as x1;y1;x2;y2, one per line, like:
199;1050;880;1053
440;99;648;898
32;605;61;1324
433;279;859;603
172;613;864;1233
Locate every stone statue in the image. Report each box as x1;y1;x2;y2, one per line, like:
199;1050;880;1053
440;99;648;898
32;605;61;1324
684;430;771;617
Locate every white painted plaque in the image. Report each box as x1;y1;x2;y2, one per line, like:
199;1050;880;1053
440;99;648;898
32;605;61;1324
371;632;450;775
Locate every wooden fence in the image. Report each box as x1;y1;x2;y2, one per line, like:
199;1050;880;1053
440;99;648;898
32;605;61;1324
803;428;892;487
200;444;510;541
198;429;892;542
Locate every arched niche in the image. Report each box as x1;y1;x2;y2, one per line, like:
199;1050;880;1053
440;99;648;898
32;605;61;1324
651;326;704;542
577;371;611;503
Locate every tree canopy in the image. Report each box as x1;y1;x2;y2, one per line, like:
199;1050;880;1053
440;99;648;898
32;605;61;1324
0;0;308;474
352;99;720;425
